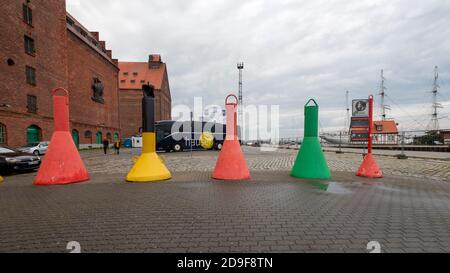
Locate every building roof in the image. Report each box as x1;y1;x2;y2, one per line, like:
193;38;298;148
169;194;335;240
66;13;118;67
119;57;166;90
373;120;398;134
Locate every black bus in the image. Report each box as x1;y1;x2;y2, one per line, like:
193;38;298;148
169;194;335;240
155;120;230;152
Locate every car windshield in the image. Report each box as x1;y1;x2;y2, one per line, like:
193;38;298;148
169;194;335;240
0;147;16;154
21;143;39;148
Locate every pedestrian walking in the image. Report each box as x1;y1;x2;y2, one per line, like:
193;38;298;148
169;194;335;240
114;139;121;155
103;138;109;155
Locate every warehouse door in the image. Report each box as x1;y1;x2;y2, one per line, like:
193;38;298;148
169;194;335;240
96;132;102;144
72;129;79;148
26;125;41;144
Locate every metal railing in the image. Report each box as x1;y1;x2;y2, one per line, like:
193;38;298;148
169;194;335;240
251;129;450;153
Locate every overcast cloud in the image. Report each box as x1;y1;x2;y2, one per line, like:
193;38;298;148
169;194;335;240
67;0;450;137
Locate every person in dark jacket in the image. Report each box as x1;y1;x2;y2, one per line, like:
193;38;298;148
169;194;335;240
114;139;121;155
103;138;109;155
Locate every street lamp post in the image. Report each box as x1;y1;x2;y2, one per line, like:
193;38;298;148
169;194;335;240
237;62;244;140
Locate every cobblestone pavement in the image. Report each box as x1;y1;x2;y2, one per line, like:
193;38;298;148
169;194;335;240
0;147;450;253
84;146;450;182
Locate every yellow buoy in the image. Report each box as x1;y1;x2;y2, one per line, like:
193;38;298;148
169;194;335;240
200;132;214;150
126;132;171;182
126;84;171;182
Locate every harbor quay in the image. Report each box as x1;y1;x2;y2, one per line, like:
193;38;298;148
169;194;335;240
0;146;449;253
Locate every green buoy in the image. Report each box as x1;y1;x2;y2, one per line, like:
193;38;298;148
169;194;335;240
291;99;331;180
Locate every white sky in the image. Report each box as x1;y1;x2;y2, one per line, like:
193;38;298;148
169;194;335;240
67;0;450;137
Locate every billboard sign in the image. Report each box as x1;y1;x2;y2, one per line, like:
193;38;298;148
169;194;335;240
350;117;370;128
352;99;369;117
350;117;370;142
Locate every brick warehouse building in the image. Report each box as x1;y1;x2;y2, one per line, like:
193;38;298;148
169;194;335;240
0;1;173;147
119;55;172;138
66;13;121;147
0;0;120;147
0;1;69;147
0;0;121;148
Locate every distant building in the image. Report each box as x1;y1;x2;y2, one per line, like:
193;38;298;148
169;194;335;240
372;120;399;145
350;119;399;145
0;1;120;148
440;130;450;145
118;55;172;138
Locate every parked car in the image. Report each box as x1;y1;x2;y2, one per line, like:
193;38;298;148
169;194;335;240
17;141;49;156
0;145;41;175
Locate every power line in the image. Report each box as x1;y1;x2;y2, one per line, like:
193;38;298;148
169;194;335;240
384;94;427;129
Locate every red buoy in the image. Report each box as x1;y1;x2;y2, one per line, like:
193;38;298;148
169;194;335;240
212;94;251;181
356;153;383;178
34;88;90;186
356;95;383;179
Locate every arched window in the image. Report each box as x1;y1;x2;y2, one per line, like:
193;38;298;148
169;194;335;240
0;123;6;144
106;132;112;142
114;132;119;141
26;125;42;144
85;130;92;144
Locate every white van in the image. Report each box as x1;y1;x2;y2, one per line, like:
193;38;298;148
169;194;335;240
131;136;143;148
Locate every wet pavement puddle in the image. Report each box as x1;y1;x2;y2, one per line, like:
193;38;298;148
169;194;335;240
307;181;353;194
304;180;407;195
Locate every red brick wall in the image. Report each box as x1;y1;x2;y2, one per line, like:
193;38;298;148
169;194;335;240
120;90;171;138
118;89;142;138
0;0;121;147
159;69;172;121
442;132;450;141
0;0;68;147
119;70;172;139
66;30;121;144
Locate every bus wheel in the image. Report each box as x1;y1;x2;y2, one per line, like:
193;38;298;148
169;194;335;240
215;143;223;150
173;143;184;152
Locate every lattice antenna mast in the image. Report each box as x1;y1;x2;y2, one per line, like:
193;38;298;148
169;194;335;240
378;69;390;120
429;66;442;131
237;62;244;139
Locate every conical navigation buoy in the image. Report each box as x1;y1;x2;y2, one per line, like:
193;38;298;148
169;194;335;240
291;99;331;180
34;88;90;186
212;94;251;180
356;95;383;178
356;153;383;178
126;84;171;182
